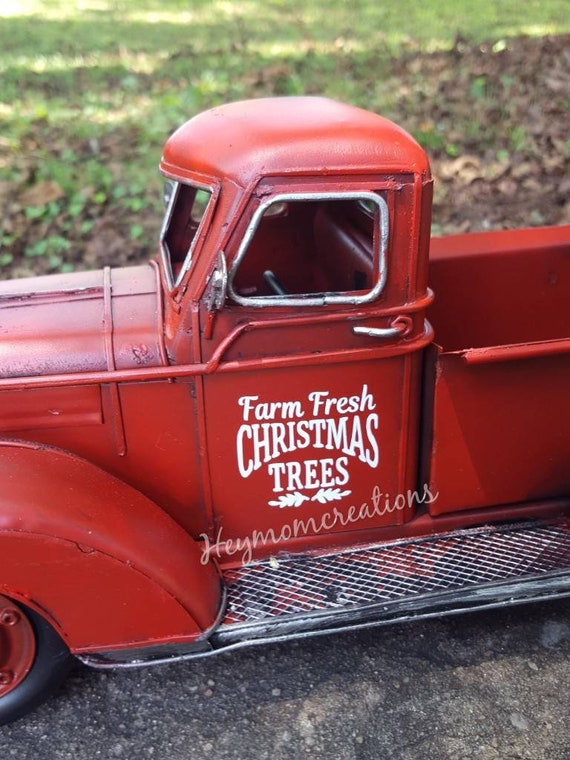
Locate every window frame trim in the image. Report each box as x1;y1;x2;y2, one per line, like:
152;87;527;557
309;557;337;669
159;179;217;292
227;190;389;308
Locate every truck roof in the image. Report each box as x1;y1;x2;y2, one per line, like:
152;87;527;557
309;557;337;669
160;97;430;187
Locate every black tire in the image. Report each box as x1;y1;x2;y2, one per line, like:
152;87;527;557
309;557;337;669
0;598;74;725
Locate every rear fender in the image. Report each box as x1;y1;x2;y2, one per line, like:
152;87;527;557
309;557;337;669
0;441;222;653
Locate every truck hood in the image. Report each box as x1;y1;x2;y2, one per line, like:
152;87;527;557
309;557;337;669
0;264;167;379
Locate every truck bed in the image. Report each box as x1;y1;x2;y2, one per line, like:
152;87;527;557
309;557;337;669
425;225;570;516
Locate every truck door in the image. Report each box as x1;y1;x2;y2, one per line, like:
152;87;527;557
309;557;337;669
199;185;432;548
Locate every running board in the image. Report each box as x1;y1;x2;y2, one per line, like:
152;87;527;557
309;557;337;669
80;518;570;668
212;519;570;647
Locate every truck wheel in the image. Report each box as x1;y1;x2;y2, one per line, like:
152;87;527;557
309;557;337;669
0;594;73;725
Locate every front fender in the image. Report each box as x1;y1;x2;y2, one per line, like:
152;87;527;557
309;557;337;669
0;441;221;652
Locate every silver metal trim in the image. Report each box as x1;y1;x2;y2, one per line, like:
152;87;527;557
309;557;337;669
353;323;406;339
205;251;228;314
228;191;389;308
159;180;216;292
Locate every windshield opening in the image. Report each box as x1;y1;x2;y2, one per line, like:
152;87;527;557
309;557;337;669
160;181;213;289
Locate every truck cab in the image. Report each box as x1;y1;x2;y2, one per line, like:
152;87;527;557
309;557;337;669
158;97;433;547
0;97;568;725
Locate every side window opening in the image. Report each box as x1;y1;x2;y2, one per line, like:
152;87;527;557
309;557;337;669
228;192;388;307
160;181;213;288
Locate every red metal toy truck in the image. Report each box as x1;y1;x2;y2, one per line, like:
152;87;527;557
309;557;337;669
1;97;569;724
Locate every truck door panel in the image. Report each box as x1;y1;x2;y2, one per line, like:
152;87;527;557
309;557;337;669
199;187;431;551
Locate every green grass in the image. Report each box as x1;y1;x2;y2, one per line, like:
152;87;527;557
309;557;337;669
0;0;568;275
2;0;568;140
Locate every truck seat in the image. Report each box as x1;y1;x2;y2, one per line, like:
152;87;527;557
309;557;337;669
313;204;374;293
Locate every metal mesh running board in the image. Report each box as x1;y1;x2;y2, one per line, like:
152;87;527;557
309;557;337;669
214;519;570;646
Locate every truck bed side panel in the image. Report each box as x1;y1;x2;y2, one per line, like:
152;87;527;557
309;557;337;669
426;225;570;514
428;225;570;351
428;350;570;515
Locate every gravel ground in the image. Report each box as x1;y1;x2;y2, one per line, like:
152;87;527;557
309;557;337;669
2;599;569;759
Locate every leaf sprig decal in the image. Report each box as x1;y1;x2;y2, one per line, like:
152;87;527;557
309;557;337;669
268;491;310;508
311;488;352;504
269;488;352;508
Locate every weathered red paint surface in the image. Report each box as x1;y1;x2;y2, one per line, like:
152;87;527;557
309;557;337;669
0;441;221;650
0;264;166;378
0;96;568;672
427;225;570;514
161;97;430;187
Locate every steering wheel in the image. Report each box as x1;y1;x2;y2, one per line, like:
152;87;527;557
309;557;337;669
263;270;289;296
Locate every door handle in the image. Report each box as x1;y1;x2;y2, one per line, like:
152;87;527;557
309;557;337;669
352;316;412;339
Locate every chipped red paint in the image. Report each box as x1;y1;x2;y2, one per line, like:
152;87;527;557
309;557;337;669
0;264;167;378
0;97;569;721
